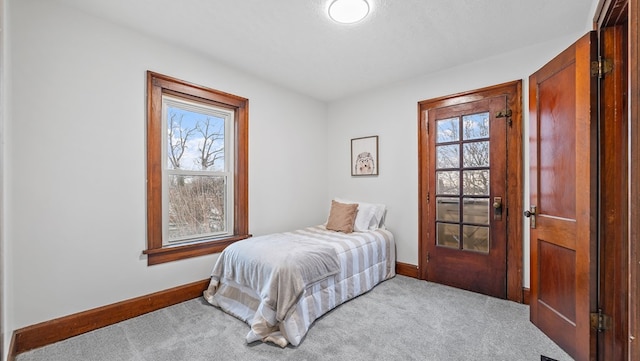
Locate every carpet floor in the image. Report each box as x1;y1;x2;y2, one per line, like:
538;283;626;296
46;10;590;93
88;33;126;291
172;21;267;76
16;275;573;361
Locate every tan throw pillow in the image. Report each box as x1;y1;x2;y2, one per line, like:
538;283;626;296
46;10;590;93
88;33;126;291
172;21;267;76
326;200;358;233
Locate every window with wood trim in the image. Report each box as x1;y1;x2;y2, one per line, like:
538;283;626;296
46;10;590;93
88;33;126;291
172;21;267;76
144;71;249;265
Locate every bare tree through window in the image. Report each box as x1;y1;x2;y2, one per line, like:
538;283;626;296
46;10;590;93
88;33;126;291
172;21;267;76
165;105;228;243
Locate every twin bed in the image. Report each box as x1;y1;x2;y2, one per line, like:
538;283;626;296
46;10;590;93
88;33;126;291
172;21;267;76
203;199;396;347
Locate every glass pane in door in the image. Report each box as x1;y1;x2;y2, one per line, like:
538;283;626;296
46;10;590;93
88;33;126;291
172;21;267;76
436;171;459;195
462;198;490;224
462;112;489;140
436;197;459;222
463;225;489;253
463;170;489;195
436;117;459;143
436;145;460;168
437;223;459;248
463;141;489;167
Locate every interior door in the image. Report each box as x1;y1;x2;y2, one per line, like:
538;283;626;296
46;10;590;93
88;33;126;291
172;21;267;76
528;31;598;361
423;96;508;298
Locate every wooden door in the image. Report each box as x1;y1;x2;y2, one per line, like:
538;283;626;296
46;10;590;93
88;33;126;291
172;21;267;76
422;96;508;298
528;31;598;361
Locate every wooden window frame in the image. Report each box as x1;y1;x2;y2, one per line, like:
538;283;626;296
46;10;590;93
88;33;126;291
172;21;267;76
143;71;249;265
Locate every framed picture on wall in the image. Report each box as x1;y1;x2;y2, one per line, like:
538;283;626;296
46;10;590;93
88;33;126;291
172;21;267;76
351;136;378;176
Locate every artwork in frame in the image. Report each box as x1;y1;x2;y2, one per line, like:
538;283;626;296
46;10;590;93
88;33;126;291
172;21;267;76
351;136;378;176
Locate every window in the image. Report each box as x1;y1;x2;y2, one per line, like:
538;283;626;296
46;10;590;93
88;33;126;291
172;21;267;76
144;71;249;265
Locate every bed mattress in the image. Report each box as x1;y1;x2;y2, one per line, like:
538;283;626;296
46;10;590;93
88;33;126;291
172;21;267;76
203;225;396;347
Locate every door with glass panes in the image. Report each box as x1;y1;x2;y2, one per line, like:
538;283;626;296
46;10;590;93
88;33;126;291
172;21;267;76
423;96;508;298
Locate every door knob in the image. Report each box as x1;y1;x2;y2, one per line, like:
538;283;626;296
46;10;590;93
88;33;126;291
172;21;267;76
524;205;537;228
493;199;502;209
523;207;536;217
493;197;502;221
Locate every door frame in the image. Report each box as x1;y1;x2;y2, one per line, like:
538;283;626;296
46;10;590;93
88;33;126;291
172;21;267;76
593;0;640;360
598;23;628;361
594;0;638;359
630;1;640;359
418;80;524;303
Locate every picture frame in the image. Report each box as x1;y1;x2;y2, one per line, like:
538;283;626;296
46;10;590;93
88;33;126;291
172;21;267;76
351;136;379;176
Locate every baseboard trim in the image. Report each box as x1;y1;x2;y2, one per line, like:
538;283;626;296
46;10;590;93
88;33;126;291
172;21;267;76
523;287;530;305
11;278;210;356
10;265;424;357
396;262;419;278
7;332;17;361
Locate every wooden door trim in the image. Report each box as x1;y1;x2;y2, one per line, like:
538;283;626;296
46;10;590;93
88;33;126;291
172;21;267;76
595;0;637;359
622;0;639;359
599;24;629;361
418;80;523;302
595;0;629;29
630;2;639;359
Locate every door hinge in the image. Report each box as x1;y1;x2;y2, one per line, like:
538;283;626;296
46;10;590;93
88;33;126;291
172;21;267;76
426;252;431;263
590;309;612;332
495;109;512;118
427;192;430;203
591;57;613;78
495;109;513;126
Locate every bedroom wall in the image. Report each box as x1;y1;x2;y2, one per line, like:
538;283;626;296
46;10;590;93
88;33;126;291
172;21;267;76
6;0;328;334
1;0;6;358
325;30;593;288
3;0;601;356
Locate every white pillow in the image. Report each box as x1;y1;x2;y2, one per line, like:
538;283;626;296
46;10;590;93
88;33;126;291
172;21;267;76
369;203;386;230
334;198;386;231
354;203;377;231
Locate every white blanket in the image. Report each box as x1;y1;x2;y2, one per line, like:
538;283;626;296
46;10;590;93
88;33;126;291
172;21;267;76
204;226;395;347
204;231;340;345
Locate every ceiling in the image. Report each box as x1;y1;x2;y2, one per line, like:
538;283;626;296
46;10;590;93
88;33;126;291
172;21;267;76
54;0;597;102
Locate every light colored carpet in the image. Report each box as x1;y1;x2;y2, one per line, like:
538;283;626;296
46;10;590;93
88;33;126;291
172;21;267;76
16;275;573;361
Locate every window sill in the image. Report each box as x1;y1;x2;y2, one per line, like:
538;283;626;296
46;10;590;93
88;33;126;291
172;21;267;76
143;234;251;265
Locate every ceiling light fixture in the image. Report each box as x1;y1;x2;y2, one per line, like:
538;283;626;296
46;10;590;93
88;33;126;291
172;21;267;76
328;0;370;24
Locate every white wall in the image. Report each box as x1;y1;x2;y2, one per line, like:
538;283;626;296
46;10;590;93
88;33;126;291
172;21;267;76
6;0;328;333
0;0;6;358
326;31;591;288
3;0;601;358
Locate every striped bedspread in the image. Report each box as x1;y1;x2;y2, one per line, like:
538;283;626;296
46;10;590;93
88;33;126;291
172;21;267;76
203;225;396;347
